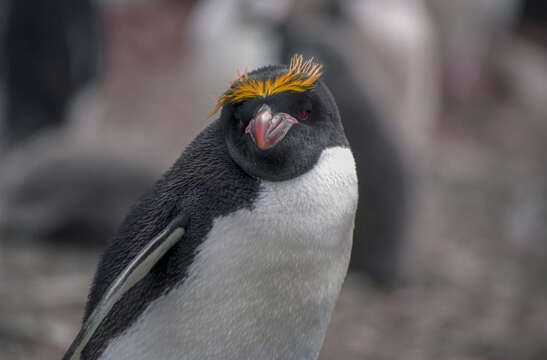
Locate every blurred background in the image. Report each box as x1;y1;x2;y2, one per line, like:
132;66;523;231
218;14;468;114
0;0;546;359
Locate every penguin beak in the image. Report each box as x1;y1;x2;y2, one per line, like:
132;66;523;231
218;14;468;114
245;104;298;150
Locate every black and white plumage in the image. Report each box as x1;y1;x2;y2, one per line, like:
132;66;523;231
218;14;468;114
279;18;408;288
65;58;358;360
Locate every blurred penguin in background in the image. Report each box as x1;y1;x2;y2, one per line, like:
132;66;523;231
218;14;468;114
427;0;520;111
1;0;100;148
428;0;547;130
0;0;162;247
342;0;440;162
509;0;547;111
517;0;547;44
0;153;156;246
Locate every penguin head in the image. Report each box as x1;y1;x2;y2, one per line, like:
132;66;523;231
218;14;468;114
214;55;348;181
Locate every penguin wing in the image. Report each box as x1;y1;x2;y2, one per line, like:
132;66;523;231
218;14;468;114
63;214;187;360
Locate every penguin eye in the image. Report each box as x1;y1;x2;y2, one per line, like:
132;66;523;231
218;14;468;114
297;110;309;121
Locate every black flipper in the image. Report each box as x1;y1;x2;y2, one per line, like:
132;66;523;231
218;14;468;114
63;215;187;360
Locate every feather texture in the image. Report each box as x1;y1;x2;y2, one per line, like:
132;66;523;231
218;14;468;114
210;54;322;116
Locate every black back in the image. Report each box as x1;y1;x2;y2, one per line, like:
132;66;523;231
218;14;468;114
81;121;260;359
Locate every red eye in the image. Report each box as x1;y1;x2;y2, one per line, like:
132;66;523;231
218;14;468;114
297;110;308;120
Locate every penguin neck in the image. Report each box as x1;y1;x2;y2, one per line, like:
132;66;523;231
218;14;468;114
99;146;358;360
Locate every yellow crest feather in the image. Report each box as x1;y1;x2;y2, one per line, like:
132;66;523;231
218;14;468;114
210;54;323;117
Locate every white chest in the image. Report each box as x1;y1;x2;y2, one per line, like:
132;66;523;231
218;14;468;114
100;147;358;360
